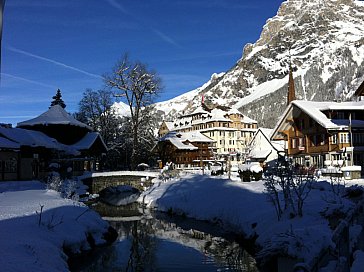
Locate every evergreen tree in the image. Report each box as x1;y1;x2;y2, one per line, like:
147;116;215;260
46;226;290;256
50;89;66;109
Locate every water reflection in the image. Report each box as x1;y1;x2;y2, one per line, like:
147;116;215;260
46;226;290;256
74;203;258;272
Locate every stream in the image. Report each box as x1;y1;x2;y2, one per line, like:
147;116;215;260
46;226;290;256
70;202;259;272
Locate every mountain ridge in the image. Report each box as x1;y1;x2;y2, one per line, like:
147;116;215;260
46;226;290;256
115;0;364;128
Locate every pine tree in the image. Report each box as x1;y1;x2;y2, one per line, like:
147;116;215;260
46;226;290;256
50;89;66;109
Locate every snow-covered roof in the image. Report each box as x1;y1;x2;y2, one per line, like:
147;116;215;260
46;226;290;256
293;100;364;129
182;131;215;143
249;127;285;156
160;131;214;150
164;121;175;131
71;132;107;151
250;149;272;159
259;128;273;138
272;100;364;140
17;105;92;131
189;106;209;116
242;115;257;124
170;104;256;131
0;136;20;149
226;108;242;115
0;127;79;155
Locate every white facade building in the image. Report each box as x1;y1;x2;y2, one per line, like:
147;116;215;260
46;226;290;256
158;104;257;165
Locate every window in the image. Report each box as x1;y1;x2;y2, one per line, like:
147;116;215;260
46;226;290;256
311;135;317;146
331;134;338;144
292;138;297;148
299;138;304;147
5;158;17;173
339;133;349;144
320;134;326;146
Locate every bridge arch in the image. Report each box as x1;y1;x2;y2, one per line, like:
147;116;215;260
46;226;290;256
80;171;159;194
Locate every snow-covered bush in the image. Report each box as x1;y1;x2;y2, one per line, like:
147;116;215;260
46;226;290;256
46;171;85;201
46;172;63;192
159;168;180;182
63;179;80;201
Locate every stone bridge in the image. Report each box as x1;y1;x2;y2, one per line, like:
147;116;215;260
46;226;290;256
80;171;159;194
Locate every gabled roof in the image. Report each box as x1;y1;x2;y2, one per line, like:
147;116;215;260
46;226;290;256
0;127;79;155
242;115;257;124
0;136;20;149
250;149;272;160
71;132;107;152
271;100;364;140
189;106;210;116
354;78;364;96
160;131;214;150
250;128;285;153
17;105;92;130
181;131;215;143
162;121;175;131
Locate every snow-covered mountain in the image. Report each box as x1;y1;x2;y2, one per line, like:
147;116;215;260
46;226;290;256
151;0;364;128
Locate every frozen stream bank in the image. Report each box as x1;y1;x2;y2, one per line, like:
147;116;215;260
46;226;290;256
71;202;258;271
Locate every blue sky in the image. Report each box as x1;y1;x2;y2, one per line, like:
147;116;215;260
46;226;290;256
1;0;283;125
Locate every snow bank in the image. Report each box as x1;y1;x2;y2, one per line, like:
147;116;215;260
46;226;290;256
351;250;364;272
139;173;355;265
0;181;111;272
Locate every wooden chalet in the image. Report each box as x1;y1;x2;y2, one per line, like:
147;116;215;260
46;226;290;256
271;100;364;169
0;105;107;181
155;131;215;168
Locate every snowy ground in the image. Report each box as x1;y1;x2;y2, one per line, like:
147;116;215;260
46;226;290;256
139;172;364;270
0;181;110;272
1;173;363;271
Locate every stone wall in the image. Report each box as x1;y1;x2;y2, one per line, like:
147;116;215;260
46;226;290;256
82;175;153;194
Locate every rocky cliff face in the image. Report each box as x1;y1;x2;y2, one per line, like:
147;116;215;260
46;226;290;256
151;0;364;128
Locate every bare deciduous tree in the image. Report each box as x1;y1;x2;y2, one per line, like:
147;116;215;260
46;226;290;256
104;54;162;169
76;88;120;148
264;160;313;220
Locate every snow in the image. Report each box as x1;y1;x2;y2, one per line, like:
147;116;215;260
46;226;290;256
112;101;130;117
355;0;364;7
342;165;362;171
17;105;92;130
139;173;361;266
0;135;20;149
351;250;364;272
272;100;364;140
80;170;159;179
71;131;107;151
234;77;288;108
0;180;110;272
0;126;79;155
159;131;214;151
